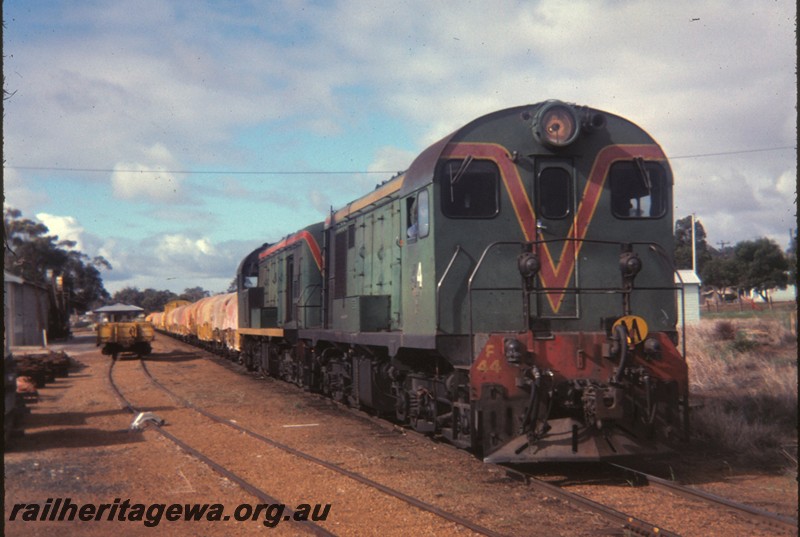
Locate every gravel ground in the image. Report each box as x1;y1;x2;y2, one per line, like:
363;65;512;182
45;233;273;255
4;331;796;536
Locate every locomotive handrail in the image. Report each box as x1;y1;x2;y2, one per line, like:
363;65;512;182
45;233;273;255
295;284;322;328
436;245;464;331
466;238;687;363
531;237;687;359
467;240;527;362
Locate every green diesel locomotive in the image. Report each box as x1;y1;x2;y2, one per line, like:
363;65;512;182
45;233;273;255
235;100;688;463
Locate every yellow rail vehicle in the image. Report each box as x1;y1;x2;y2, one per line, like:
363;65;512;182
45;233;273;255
94;303;155;359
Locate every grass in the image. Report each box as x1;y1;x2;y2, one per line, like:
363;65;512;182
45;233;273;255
685;309;797;468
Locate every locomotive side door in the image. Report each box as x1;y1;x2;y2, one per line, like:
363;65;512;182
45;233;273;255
533;159;578;318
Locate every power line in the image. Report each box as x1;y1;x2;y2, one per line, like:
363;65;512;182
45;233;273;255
3;145;795;175
669;145;796;159
3;166;398;175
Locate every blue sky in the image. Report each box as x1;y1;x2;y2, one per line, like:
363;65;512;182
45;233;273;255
3;0;796;296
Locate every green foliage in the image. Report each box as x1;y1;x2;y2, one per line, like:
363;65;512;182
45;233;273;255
111;287;179;313
674;215;712;272
700;256;739;291
698;233;791;302
4;207;111;312
734;238;789;300
179;286;210;302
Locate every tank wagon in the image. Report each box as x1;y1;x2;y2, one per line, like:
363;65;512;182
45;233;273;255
170;100;689;463
159;294;239;358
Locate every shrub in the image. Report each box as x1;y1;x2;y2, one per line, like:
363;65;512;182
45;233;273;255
713;320;736;341
685;316;797;467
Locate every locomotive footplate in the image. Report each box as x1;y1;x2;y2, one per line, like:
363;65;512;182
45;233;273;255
482;417;673;463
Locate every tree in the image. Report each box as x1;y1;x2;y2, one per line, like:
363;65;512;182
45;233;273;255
700;256;740;302
140;289;179;313
4;207;112;313
110;287;179;313
111;286;145;307
179;286;210;302
64;250;112;311
674;215;712;272
227;278;237;293
734;238;789;301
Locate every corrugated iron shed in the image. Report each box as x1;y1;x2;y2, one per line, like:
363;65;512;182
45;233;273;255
4;271;50;347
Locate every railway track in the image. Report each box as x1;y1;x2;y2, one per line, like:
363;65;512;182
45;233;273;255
106;357;337;536
500;466;681;537
160;333;799;536
610;463;798;535
108;354;510;537
501;463;798;537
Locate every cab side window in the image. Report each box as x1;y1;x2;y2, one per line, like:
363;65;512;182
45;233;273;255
406;190;430;240
440;159;499;218
610;160;668;219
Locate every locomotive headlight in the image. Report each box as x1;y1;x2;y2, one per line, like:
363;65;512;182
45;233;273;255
518;251;541;278
533;101;580;147
619;251;642;279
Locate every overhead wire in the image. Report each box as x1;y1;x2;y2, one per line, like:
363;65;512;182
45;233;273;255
3;145;795;175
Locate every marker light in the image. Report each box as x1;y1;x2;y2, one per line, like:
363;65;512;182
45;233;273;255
533;101;580;147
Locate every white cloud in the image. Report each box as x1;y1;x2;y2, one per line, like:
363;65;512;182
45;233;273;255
111;144;184;201
4;0;795;298
35;213;85;250
368;146;418;175
2;169;50;214
775;169;797;198
98;233;254;295
155;234;217;262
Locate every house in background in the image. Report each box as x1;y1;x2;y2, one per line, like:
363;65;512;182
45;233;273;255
748;285;797;303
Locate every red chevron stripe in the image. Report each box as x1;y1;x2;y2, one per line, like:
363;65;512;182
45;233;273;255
258;230;324;272
442;142;666;312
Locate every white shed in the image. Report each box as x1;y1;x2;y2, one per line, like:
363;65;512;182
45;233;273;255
675;270;702;325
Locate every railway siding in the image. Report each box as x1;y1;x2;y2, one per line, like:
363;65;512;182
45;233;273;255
4;332;614;536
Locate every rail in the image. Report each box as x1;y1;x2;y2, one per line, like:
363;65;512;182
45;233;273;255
137;356;511;537
498;465;680;536
611;463;799;534
106;358;336;537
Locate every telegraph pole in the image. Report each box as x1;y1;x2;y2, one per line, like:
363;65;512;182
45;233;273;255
691;213;697;272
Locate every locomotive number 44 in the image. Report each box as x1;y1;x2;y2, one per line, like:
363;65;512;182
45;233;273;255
476;358;502;373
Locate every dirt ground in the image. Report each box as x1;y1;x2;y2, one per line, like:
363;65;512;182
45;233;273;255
4;331;797;536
